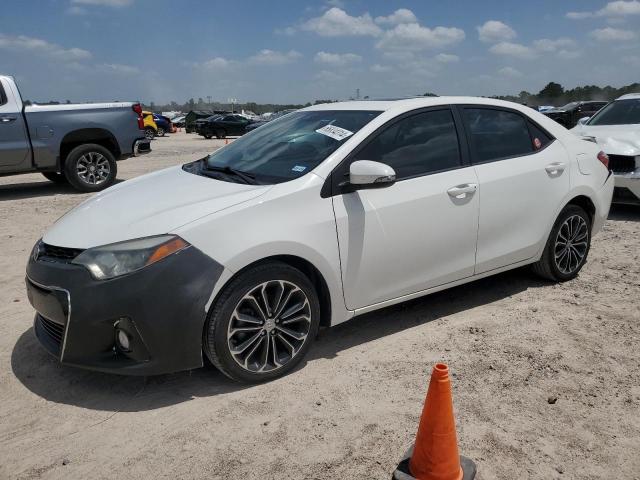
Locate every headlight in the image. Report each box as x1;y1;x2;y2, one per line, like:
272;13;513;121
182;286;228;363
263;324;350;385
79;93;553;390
72;235;190;280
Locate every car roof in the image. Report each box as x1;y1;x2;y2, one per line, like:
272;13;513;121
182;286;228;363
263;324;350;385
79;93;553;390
302;96;537;113
616;93;640;100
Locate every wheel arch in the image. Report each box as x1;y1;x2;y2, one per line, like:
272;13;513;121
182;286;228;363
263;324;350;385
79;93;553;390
59;128;120;168
565;194;596;224
209;255;333;329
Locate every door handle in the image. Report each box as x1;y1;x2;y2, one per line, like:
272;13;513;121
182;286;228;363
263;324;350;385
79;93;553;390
545;162;565;175
0;116;17;123
447;183;477;199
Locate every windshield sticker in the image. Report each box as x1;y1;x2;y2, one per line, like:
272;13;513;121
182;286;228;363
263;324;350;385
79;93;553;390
292;165;307;172
315;124;354;141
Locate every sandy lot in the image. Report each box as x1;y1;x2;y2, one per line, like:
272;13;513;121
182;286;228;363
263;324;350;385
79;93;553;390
0;132;638;480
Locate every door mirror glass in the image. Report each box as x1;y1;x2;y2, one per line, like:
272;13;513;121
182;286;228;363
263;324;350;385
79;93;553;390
577;116;591;125
349;160;396;187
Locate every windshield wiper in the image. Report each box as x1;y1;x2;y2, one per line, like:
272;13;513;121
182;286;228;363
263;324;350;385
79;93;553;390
203;164;257;185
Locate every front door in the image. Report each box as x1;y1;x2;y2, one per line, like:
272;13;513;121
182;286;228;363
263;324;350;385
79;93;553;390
332;108;480;310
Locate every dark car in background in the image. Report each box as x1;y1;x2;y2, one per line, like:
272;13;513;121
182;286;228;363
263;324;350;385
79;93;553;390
197;113;252;139
152;114;172;137
543;101;608;128
185;110;230;133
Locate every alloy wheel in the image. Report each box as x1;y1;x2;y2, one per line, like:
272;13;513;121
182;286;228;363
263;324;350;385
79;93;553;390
554;214;588;275
227;280;312;373
76;152;111;185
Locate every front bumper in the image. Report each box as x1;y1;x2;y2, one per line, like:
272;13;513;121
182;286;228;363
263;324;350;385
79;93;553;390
26;245;223;375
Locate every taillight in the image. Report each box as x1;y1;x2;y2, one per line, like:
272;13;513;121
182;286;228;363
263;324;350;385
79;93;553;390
597;151;609;169
132;103;144;129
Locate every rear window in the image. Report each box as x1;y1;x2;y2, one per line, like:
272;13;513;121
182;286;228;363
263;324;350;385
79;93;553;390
463;108;533;163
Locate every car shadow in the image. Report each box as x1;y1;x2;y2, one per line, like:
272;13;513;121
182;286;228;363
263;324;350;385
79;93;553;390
11;267;543;412
0;179;125;201
608;203;640;221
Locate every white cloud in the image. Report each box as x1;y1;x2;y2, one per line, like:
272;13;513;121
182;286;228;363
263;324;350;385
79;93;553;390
376;23;465;51
314;70;343;82
435;53;459;63
199;57;234;69
375;8;418;26
275;26;297;36
589;27;636;41
96;63;140;75
557;50;583;59
301;7;382;36
498;66;523;78
533;38;577;52
477;20;516;43
248;49;302;65
0;34;91;61
314;51;362;66
489;42;537;59
71;0;133;6
370;64;392;73
567;1;640;19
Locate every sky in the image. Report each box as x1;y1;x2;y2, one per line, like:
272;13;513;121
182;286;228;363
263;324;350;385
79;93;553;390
1;0;639;105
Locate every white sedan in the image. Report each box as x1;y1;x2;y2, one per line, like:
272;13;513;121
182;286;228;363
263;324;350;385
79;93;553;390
26;97;614;382
572;93;640;204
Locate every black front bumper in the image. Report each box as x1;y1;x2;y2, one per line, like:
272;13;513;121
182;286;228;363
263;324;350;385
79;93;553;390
26;245;223;375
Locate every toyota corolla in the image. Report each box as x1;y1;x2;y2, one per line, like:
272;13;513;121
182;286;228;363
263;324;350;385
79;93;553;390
26;97;614;383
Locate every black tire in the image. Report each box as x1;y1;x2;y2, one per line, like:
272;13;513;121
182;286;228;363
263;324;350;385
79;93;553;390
204;134;212;139
532;205;591;282
42;172;68;184
157;127;165;137
215;129;226;139
204;262;321;383
63;143;117;192
144;127;156;140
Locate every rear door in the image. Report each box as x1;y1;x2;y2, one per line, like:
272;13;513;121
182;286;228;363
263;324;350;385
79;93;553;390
458;105;570;274
332;107;480;310
0;77;30;170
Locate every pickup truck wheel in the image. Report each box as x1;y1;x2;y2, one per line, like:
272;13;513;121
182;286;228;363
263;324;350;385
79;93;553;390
157;127;165;137
215;129;226;139
64;144;117;192
42;172;68;184
144;127;156;140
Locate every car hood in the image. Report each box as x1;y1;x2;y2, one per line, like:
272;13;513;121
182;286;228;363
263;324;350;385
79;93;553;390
43;166;271;249
571;124;640;156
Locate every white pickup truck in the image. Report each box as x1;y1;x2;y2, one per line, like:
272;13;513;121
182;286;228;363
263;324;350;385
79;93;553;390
0;74;150;192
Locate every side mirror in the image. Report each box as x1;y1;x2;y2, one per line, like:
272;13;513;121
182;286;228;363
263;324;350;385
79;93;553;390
577;116;591;126
348;160;396;188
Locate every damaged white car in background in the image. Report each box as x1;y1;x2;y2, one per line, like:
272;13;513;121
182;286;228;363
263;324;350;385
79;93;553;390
572;93;640;205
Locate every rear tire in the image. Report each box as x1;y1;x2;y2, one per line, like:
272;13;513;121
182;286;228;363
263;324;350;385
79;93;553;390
204;134;212;139
204;262;320;383
42;172;68;184
215;129;226;139
63;143;117;193
144;127;156;140
532;205;591;282
157;127;165;137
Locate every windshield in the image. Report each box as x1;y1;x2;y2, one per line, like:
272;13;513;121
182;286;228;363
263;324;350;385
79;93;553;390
205;110;382;183
587;99;640;126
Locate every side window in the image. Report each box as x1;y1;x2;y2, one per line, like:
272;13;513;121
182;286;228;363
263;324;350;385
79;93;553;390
355;109;461;180
463;108;533;163
528;120;553;150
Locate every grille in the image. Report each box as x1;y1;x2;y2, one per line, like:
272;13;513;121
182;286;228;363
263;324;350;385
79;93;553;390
40;243;84;262
37;315;65;346
608;155;637;173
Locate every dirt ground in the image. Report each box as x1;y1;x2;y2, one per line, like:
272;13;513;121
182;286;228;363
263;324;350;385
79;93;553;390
0;131;638;480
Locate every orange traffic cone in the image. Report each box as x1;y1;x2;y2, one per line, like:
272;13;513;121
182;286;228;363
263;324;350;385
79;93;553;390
392;363;476;480
225;138;229;145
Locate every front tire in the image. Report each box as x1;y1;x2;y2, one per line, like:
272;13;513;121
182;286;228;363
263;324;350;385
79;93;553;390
532;205;591;282
215;129;226;139
204;262;321;383
63;144;117;192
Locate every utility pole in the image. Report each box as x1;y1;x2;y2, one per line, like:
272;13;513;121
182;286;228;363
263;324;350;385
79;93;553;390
207;95;211;108
356;88;360;100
